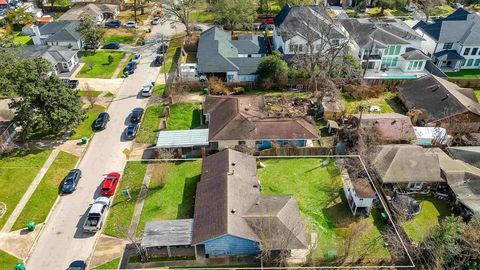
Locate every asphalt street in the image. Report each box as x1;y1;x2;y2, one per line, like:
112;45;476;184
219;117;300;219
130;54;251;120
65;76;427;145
26;21;183;270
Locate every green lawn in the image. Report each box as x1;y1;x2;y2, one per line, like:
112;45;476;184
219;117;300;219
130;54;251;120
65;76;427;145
77;51;125;79
105;34;135;44
12;152;78;231
70;104;106;140
190;0;214;23
166;103;202;130
78;90;103;97
12;32;32;46
446;69;480;79
104;162;148;239
430;5;454;17
93;257;120;269
136;161;201;237
475;90;480;101
258;158;391;264
366;7;411;17
341;92;405;114
161;34;185;73
136;104;164;144
0;249;21;270
153;84;166;97
403;195;452;244
0;150;52;230
117;53;133;78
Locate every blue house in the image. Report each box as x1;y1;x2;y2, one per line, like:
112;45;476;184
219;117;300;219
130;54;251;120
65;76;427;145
192;149;308;257
140;150;308;260
203;95;320;151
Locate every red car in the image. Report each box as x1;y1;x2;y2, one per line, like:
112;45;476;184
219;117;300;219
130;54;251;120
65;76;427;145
262;17;274;25
100;172;121;196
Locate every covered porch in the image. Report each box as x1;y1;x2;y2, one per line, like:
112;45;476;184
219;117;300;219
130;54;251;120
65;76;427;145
155;129;209;158
433;50;465;72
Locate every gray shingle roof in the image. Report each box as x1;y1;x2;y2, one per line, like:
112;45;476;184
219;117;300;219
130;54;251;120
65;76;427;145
433;50;465;61
401;48;430;60
415;8;480;44
340;18;422;48
22;45;77;65
397;75;480;123
39;21;82;43
274;4;344;42
197;27;266;75
141;219;194;247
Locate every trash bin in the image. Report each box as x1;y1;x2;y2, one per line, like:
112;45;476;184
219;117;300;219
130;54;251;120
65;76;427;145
26;221;35;231
381;212;389;223
203;88;209;95
147;28;152;33
81;137;88;145
15;262;26;270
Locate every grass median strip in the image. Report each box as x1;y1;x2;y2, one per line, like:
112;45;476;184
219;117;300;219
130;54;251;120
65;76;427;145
104;162;148;239
136;161;202;237
0;150;52;230
12;151;79;231
136;104;164;144
93;257;120;269
70;104;106;140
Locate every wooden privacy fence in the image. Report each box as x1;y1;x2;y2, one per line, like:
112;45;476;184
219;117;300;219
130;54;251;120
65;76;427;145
257;146;334;156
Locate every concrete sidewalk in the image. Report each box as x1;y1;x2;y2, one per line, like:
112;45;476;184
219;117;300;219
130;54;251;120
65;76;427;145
127;164;154;238
1;149;60;233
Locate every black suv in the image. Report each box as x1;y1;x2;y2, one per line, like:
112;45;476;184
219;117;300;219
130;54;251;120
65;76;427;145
93;112;110;131
130;108;144;123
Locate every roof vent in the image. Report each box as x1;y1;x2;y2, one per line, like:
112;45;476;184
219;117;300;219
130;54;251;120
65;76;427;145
231;209;236;214
231;162;236;166
253;184;258;188
245;107;249;111
432;84;440;92
441;94;449;101
255;201;260;205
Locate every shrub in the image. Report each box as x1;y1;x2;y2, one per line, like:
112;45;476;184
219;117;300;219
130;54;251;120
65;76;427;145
209;80;231;95
232;86;245;95
343;84;387;100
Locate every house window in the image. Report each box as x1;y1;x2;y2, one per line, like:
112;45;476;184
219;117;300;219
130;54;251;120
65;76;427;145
289;43;303;53
385;45;401;56
227;74;234;81
331;39;340;46
464;48;471;55
472;48;478;55
467;59;474;66
407;182;423;190
443;43;453;50
382;57;398;67
475;59;480;66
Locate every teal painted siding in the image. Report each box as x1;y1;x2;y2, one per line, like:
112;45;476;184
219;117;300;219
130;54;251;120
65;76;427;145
204;234;260;256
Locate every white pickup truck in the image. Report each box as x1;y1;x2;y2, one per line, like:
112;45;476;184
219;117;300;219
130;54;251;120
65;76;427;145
83;196;110;233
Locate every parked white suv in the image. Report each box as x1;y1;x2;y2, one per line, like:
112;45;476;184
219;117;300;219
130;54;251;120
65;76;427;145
141;85;153;97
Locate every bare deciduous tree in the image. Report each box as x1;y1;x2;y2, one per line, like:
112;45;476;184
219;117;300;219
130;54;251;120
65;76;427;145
84;83;98;108
162;0;197;36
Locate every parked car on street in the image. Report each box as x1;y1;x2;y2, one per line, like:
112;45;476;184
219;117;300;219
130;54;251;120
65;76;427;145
154;55;164;66
151;17;161;25
67;260;87;270
63;79;79;89
83;196;110;233
102;42;120;49
157;43;168;54
124;21;138;28
105;20;121;28
93;112;110;131
130;108;144;123
100;172;121;196
123;62;136;75
141;84;153;97
124;123;139;140
131;54;141;64
62;169;82;194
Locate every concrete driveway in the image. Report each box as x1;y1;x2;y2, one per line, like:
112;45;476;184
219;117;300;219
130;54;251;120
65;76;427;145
26;23;174;270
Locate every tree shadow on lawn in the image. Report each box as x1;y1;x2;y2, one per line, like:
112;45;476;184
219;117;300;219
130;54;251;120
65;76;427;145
322;190;356;229
385;96;407;114
176;175;201;219
190;109;202;129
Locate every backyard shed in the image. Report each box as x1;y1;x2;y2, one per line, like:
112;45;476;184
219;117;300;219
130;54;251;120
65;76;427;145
141;219;198;257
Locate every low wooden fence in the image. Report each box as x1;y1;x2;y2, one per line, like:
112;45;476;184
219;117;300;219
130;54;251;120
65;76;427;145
257;146;334;156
